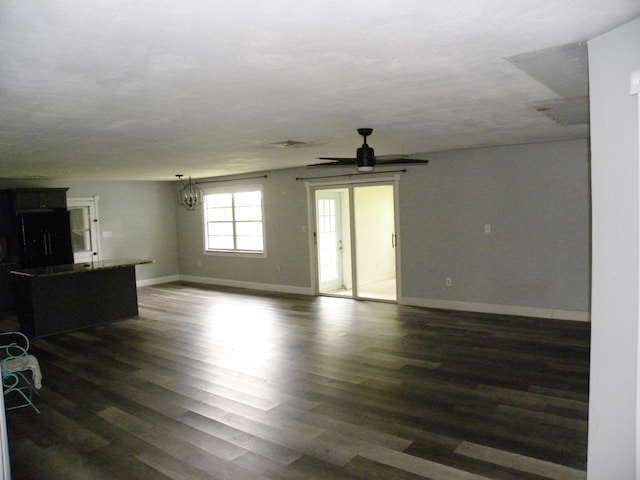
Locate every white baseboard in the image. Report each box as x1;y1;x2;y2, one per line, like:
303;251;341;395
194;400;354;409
400;297;590;322
137;275;180;287
178;274;314;296
138;277;589;322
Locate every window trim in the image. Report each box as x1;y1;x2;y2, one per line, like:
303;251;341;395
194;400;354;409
202;184;267;257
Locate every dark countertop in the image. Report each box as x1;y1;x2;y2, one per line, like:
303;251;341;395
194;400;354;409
9;258;153;278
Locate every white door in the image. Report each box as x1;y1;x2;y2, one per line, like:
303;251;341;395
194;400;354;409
316;190;349;294
67;197;101;263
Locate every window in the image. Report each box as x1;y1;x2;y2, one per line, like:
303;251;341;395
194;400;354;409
204;187;265;254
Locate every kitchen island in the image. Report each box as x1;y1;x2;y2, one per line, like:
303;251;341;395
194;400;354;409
10;258;152;337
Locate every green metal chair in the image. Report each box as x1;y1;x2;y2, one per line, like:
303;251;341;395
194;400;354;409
0;332;41;414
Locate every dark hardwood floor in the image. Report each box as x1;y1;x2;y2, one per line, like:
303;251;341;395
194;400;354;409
3;282;590;479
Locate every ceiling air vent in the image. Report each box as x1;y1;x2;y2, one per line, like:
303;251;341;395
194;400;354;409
270;139;307;148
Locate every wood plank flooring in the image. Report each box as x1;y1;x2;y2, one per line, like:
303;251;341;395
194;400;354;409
2;282;590;479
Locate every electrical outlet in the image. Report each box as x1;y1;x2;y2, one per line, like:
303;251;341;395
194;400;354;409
484;224;491;234
275;266;281;273
446;277;452;287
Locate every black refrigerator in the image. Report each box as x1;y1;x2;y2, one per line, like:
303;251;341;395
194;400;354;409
18;210;74;268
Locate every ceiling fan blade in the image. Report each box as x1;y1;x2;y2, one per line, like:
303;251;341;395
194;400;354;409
374;154;410;161
307;158;357;167
375;158;430;165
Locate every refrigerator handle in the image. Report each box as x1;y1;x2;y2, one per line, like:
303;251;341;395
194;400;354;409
44;230;51;257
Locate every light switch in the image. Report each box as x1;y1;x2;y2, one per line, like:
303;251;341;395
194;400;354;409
484;224;491;234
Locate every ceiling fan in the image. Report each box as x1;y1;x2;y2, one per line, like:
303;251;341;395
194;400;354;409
310;128;429;172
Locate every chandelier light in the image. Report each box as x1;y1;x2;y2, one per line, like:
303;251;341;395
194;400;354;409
176;174;204;211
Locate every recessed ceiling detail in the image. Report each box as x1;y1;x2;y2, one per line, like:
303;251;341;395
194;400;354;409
507;42;590;126
506;42;589;98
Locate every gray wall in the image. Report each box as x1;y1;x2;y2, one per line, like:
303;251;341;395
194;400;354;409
1;136;590;318
176;174;312;291
0;179;179;282
400;140;590;317
588;17;640;479
176;138;591;319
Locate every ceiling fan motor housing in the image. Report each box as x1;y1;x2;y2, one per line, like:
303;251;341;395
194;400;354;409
356;145;375;172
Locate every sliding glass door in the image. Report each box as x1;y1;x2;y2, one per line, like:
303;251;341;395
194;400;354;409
314;182;397;301
353;185;396;300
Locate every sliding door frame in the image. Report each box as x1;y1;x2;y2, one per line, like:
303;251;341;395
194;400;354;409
304;174;402;301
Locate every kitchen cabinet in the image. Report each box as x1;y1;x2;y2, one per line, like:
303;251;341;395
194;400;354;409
9;188;68;212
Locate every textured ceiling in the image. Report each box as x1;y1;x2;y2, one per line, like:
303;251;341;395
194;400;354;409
1;1;639;180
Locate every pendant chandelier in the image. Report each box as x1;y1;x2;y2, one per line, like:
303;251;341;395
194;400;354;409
176;174;204;211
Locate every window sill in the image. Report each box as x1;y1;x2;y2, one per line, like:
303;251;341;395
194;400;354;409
203;250;267;259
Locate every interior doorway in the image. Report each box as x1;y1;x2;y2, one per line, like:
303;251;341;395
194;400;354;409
313;181;397;301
